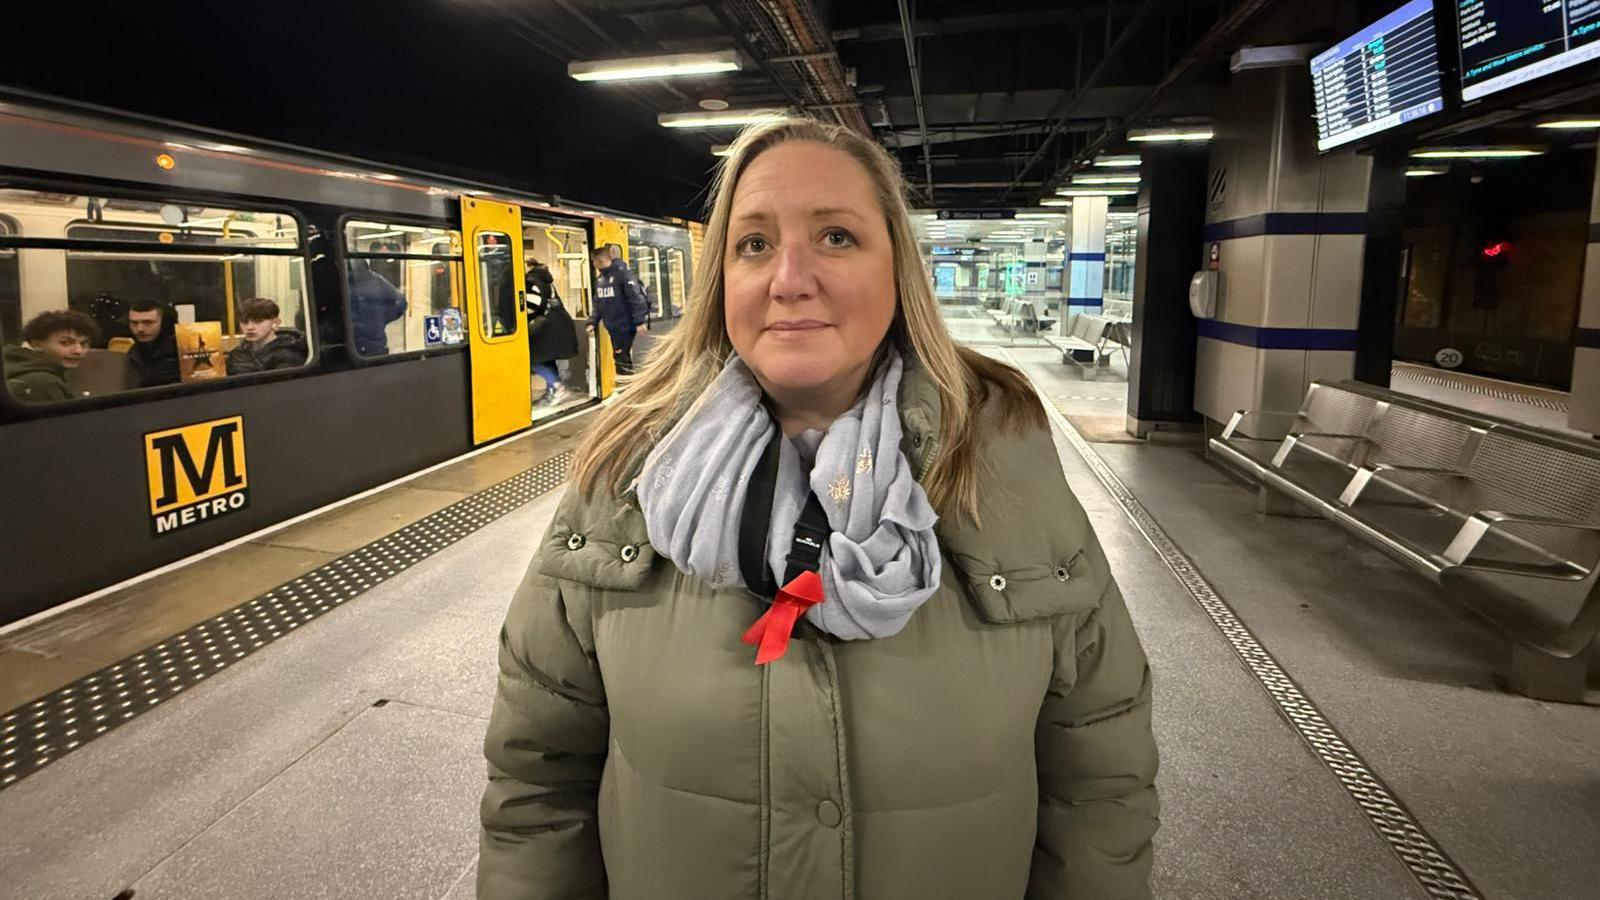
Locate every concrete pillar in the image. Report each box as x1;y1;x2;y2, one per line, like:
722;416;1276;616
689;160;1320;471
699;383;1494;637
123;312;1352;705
1127;146;1208;437
1194;67;1373;437
1568;142;1600;434
1063;196;1108;331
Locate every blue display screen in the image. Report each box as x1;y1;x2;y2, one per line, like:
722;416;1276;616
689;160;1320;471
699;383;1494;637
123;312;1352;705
1310;0;1446;151
1459;0;1600;101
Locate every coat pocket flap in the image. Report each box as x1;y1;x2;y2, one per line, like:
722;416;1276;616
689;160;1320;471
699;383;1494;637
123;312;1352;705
954;548;1109;624
539;525;659;591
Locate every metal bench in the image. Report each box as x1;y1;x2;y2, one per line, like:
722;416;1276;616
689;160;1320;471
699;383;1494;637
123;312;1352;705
987;296;1054;334
1044;313;1109;365
1211;380;1600;704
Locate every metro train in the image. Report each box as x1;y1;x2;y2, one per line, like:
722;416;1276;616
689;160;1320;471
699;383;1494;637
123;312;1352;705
0;94;699;625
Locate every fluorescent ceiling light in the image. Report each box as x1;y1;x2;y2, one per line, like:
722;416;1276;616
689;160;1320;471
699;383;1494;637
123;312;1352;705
1039;199;1073;207
1054;187;1138;197
659;108;787;128
1406;166;1448;177
1073;174;1142;185
1128;127;1213;143
1411;146;1544;159
1537;119;1600;129
1094;154;1141;167
571;50;741;82
1015;212;1067;219
710;144;734;157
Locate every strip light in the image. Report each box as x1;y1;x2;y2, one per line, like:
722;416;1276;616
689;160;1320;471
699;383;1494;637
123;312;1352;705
571;50;741;83
1128;127;1213;143
1405;166;1448;177
659;108;788;129
710;144;734;157
1536;119;1600;130
1093;154;1142;167
1073;174;1142;185
1039;199;1074;207
1410;147;1544;159
1054;187;1138;197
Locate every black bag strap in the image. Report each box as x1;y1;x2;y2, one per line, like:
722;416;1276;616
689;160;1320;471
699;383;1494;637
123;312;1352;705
739;428;831;599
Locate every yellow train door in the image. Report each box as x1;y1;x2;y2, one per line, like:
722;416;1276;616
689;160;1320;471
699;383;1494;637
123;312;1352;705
461;197;531;444
592;217;630;398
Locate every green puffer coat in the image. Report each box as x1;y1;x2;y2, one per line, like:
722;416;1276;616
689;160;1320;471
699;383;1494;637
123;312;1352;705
479;357;1159;900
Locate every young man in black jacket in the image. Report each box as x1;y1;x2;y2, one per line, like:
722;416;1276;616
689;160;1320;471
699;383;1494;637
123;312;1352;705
227;297;309;374
126;300;180;387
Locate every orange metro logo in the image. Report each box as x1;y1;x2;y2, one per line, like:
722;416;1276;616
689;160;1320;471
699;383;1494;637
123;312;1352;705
144;416;249;536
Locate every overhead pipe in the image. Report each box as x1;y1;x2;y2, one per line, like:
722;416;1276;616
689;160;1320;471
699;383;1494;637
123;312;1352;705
895;0;935;199
1000;0;1161;199
1050;0;1286;188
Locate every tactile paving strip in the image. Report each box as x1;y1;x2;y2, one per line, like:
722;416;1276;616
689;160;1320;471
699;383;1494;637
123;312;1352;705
1392;363;1569;413
0;451;571;793
998;349;1485;900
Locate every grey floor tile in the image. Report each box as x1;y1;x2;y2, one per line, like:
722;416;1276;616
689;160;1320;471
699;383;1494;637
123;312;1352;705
132;702;484;900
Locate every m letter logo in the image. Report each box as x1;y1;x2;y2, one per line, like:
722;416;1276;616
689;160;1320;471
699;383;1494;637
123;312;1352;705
144;416;249;536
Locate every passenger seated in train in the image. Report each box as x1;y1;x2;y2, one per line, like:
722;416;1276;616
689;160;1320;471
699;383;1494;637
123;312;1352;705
227;297;308;374
526;258;577;405
126;300;180;387
346;260;408;356
3;309;95;403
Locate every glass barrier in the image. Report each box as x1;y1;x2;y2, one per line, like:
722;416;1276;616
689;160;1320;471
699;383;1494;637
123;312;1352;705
342;220;464;357
0;189;312;405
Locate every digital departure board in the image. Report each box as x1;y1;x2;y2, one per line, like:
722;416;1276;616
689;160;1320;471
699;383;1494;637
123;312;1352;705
1459;0;1600;101
1311;0;1447;152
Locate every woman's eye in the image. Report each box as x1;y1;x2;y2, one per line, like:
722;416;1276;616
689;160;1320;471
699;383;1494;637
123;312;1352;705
823;229;856;248
736;236;768;255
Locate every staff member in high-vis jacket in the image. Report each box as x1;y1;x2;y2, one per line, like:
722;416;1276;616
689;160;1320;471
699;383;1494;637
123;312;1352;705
585;244;650;375
478;116;1159;900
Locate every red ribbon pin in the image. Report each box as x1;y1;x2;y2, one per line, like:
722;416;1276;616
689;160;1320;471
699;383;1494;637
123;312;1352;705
742;570;825;665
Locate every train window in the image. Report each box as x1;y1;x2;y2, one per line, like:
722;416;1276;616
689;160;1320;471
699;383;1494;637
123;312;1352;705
0;216;19;348
629;244;667;320
665;247;688;317
0;189;312;406
474;232;518;340
342;220;464;357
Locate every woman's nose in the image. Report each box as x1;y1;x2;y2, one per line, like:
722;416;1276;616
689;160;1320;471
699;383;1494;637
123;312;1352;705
768;240;819;302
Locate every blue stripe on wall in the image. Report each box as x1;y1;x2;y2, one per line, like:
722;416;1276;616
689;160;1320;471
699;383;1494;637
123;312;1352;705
1576;328;1600;349
1067;297;1105;307
1067;252;1107;262
1197;319;1359;351
1204;213;1370;242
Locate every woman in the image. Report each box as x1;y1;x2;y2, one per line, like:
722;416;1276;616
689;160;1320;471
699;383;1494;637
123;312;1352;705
478;118;1159;900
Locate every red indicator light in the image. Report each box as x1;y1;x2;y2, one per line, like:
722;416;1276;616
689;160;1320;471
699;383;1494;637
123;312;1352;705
1480;241;1512;261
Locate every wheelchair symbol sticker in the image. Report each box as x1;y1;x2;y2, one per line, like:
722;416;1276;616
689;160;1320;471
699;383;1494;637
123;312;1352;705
1435;347;1464;369
423;316;444;346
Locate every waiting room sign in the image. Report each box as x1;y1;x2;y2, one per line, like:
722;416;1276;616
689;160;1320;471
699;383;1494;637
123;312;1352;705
144;416;249;536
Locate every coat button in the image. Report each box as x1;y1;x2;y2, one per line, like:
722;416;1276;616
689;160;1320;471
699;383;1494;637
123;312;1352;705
620;544;639;563
566;533;586;551
816;799;842;828
989;574;1007;592
1054;566;1071;583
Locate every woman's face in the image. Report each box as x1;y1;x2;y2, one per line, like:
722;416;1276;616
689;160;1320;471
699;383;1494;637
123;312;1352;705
723;141;897;400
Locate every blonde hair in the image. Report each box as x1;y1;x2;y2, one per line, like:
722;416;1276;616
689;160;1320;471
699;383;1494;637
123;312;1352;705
570;117;1044;522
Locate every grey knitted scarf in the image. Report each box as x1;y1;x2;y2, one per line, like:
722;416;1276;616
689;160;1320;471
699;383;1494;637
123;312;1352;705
635;351;941;641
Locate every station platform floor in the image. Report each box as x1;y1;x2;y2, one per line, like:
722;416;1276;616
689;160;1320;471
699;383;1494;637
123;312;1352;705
2;350;1597;900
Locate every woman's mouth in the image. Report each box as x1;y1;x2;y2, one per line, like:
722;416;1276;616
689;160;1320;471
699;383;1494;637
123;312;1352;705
766;320;829;333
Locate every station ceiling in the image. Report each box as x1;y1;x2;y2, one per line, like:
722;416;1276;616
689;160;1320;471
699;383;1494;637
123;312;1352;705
18;1;1593;219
